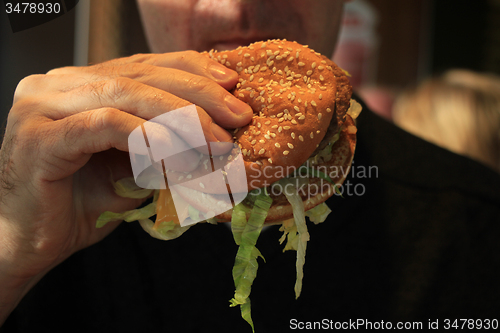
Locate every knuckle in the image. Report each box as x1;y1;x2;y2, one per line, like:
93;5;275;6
45;66;70;75
184;75;212;95
9;96;43;122
86;108;120;133
177;50;207;68
101;77;135;102
122;62;154;79
13;74;45;102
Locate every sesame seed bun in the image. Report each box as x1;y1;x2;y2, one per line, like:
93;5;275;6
166;39;353;197
167;39;358;224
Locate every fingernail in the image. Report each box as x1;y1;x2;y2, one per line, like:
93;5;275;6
210;63;232;80
225;94;252;115
211;123;232;142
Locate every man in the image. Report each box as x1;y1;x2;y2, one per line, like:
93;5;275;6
1;0;499;331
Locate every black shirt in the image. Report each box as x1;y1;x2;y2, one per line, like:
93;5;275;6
4;105;500;332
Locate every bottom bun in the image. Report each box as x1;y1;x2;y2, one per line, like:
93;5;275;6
215;114;357;224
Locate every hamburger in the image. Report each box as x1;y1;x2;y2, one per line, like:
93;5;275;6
97;39;360;331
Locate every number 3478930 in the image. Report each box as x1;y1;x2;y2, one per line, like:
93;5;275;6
5;2;61;14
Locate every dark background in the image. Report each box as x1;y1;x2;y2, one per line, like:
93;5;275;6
1;0;499;125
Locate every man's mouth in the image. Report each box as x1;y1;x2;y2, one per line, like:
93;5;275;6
211;37;277;51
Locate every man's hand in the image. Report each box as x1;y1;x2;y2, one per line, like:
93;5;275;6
0;51;252;323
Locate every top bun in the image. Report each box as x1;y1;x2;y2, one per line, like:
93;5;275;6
166;40;352;195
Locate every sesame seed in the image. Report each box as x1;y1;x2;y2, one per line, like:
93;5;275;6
298;115;306;120
199;182;205;189
306;70;313;76
244;53;250;58
316;130;321;134
278;126;283;133
320;75;324;81
318;65;324;70
260;66;268;72
298;62;305;67
270;133;276;138
326;108;332;113
310;132;314;138
275;143;281;148
283;150;290;155
259;140;265;144
251;140;256;145
283;126;291;130
268;158;273;164
312;62;317;69
319;94;323;100
264;121;271;125
238;93;244;98
287;143;294;149
261;42;267;48
272;125;278;129
237;62;242;67
288;56;294;62
299;135;304;141
291;119;298;124
291;132;296;139
278;117;285;123
294;106;300;112
264;134;271;140
311;100;317;107
259;149;265;155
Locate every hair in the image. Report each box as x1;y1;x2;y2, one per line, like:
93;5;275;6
392;69;500;173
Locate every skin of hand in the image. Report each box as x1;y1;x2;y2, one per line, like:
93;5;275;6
0;51;253;316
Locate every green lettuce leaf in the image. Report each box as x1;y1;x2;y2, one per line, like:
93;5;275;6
138;219;192;241
305;203;332;224
96;201;157;228
229;190;272;333
113;176;154;199
279;178;309;299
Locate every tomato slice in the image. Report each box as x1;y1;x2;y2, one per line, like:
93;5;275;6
154;186;179;229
